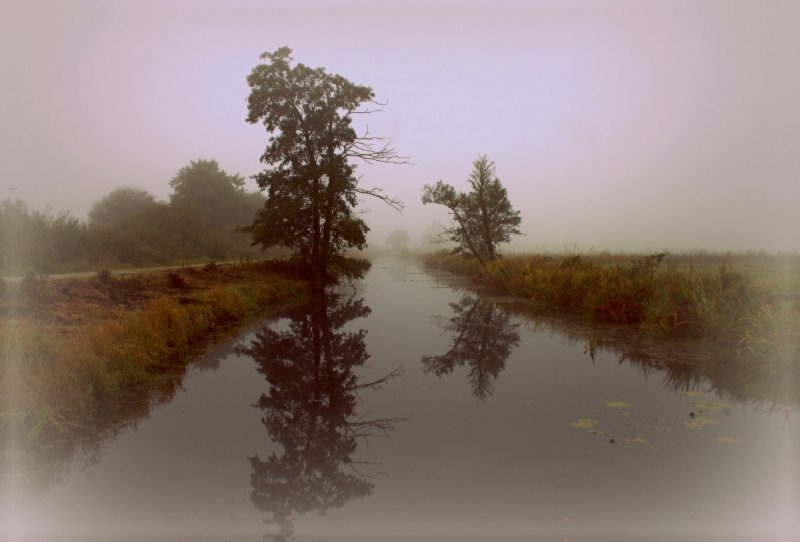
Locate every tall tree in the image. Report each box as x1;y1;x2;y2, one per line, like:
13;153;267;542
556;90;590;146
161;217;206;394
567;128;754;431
422;155;521;266
242;47;406;292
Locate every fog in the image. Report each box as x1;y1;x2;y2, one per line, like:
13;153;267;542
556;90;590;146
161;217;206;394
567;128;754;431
2;0;798;253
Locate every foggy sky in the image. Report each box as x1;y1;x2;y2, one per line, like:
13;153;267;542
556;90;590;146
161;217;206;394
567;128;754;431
2;0;798;253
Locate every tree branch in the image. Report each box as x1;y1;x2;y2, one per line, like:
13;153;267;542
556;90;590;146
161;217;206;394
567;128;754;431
354;186;405;212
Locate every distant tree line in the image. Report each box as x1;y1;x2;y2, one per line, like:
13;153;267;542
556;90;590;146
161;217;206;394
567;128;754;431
0;159;266;274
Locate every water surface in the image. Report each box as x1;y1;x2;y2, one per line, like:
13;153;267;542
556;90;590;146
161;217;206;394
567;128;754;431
12;259;799;541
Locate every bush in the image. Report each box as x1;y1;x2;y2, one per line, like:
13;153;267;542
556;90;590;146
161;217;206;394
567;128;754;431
19;269;49;303
88;186;157;228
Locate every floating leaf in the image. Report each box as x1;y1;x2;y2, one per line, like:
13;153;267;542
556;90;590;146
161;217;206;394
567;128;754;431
684;422;702;429
601;400;633;408
625;437;645;446
716;437;741;443
689;402;734;410
693;417;719;426
589;430;604;434
616;411;630;418
680;391;705;397
570;419;599;429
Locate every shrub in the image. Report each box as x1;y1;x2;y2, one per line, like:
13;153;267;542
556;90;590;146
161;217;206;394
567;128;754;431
19;269;49;303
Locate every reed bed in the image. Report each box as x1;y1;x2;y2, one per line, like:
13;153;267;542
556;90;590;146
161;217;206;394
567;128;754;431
424;252;799;364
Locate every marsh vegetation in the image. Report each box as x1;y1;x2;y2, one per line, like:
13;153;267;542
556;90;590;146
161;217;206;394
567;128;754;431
423;251;800;370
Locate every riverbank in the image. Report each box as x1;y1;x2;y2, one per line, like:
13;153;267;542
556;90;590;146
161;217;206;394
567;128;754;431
422;252;799;366
1;261;310;434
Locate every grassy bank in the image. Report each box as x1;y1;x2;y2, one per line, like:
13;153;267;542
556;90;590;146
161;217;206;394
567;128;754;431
1;261;310;432
423;252;799;365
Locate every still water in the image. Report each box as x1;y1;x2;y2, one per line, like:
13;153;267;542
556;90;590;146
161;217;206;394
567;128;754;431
12;259;799;541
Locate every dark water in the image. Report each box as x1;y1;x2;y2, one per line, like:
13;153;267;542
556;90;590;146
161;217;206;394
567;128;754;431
9;259;800;541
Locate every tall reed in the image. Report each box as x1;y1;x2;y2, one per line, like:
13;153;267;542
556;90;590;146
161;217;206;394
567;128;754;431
424;252;795;363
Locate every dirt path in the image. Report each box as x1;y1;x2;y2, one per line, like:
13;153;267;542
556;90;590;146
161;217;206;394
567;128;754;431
4;260;302;329
2;261;239;282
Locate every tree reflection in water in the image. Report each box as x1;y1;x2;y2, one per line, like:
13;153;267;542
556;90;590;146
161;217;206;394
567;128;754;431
237;294;406;541
422;292;521;401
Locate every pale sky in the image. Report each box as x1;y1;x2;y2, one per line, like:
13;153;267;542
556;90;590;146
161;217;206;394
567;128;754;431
1;0;798;252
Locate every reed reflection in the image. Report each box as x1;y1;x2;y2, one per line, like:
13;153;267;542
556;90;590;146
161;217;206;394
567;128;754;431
506;301;800;412
422;292;521;401
621;346;799;411
238;294;406;541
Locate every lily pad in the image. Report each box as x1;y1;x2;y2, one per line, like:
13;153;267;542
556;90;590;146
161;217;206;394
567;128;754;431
570;419;599;429
689;402;735;410
716;437;741;443
680;391;705;397
693;417;719;426
601;400;633;408
625;437;645;446
684;417;719;429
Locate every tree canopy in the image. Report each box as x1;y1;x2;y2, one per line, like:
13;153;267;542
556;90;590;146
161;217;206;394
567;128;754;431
422;155;521;266
87;186;157;228
384;230;409;253
169;159;262;228
242;47;405;291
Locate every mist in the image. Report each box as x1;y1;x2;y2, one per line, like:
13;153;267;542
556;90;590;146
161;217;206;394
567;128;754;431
2;0;798;253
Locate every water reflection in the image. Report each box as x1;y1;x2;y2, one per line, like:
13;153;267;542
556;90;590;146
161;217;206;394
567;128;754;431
1;367;188;500
422;292;520;402
623;346;799;410
503;302;800;412
423;279;799;413
238;294;406;541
